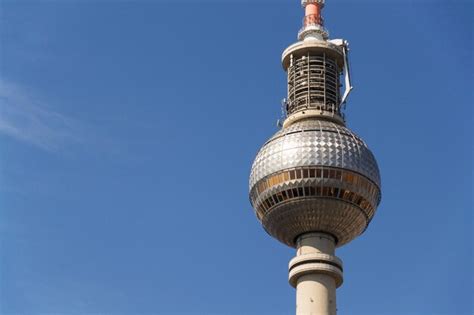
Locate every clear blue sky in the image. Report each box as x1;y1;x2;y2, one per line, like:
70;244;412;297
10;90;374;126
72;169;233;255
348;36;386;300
0;1;472;314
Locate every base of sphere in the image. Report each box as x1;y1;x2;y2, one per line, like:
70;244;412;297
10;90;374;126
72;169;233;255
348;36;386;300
262;198;368;248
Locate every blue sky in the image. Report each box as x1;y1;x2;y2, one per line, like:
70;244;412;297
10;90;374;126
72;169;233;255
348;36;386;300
0;1;472;314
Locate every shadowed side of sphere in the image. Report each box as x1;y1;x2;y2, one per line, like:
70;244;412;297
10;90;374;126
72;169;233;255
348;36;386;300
249;119;381;248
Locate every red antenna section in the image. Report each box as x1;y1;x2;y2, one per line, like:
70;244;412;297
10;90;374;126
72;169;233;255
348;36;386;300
299;0;328;41
304;1;324;27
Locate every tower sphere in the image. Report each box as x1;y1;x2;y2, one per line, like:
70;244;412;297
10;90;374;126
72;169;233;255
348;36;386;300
249;119;381;247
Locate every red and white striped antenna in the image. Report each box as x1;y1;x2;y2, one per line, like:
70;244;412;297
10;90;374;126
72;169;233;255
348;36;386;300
299;0;328;41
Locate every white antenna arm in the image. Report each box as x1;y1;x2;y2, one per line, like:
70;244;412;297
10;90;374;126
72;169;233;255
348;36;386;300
340;40;353;106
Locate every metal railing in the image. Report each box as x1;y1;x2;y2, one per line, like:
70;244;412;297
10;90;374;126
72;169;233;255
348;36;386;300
286;53;341;116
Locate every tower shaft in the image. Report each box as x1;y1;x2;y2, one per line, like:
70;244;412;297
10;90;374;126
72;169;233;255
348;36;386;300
289;233;343;315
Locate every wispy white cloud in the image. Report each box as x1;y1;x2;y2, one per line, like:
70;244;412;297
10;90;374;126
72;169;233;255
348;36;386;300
0;80;83;151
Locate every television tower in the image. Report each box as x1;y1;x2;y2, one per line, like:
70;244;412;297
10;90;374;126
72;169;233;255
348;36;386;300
249;1;381;314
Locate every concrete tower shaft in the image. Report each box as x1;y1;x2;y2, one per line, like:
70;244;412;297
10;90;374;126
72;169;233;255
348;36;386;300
290;233;342;315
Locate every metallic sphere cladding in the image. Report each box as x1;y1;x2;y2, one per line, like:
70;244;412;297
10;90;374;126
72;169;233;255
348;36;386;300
249;119;381;248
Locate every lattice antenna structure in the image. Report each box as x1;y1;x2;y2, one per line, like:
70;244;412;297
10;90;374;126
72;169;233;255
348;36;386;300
248;1;381;314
